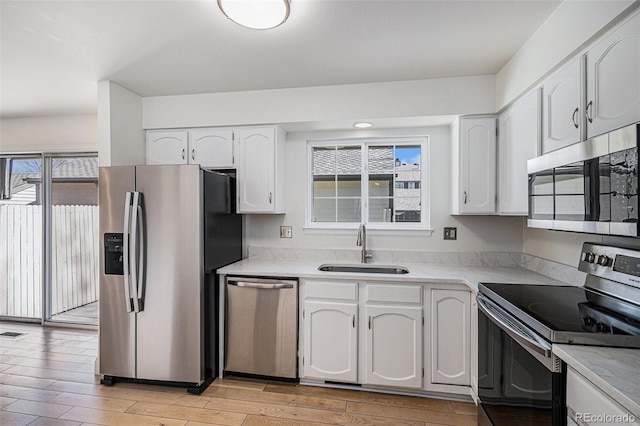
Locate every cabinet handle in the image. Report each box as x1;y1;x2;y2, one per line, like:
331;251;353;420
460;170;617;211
463;191;468;204
269;192;272;204
368;316;371;330
182;149;185;160
586;101;593;124
352;314;356;328
572;107;579;129
191;149;195;160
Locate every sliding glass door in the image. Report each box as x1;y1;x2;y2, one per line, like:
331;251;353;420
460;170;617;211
45;155;99;325
0;153;98;326
0;155;43;321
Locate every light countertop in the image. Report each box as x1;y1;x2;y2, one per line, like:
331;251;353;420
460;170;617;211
218;258;570;292
554;344;640;418
219;256;640;414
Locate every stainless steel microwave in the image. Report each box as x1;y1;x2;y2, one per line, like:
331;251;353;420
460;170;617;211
527;123;639;237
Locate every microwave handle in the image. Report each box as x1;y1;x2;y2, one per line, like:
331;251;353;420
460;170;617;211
477;294;552;358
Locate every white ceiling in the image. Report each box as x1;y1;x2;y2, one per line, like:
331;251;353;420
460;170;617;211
0;0;562;119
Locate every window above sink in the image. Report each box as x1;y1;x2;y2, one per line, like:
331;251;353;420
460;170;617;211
305;136;431;233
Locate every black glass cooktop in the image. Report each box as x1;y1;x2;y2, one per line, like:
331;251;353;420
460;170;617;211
479;283;640;338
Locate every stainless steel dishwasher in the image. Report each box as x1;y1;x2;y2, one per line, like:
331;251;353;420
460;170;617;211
224;276;298;379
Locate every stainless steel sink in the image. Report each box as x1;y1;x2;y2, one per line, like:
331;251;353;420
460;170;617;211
318;263;409;274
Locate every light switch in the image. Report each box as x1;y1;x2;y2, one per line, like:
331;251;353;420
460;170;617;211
280;226;292;238
444;227;457;240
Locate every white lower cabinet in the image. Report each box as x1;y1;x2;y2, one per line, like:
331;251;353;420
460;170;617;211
302;280;358;383
427;287;471;388
300;279;472;397
365;304;423;389
303;301;358;383
567;367;640;426
429;289;471;385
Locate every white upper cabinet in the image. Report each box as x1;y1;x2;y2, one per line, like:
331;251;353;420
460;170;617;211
189;128;235;169
146;131;188;165
451;117;497;215
147;128;235;168
236;126;286;214
498;89;541;215
586;10;640;138
542;56;583;153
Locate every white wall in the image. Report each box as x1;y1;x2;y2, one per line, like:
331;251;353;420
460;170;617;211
496;0;636;110
97;81;145;166
142;76;496;130
245;126;525;253
0;114;97;153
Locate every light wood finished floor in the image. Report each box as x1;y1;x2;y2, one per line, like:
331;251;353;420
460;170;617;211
0;322;478;426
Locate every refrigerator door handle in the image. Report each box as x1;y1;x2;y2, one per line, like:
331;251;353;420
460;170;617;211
130;191;141;314
122;192;133;313
135;195;145;312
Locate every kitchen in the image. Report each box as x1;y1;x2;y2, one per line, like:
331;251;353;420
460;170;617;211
1;1;640;425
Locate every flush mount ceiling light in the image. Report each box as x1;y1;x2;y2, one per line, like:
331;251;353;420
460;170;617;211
218;0;290;30
353;122;373;129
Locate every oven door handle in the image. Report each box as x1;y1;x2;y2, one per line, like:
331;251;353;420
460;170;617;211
477;294;552;358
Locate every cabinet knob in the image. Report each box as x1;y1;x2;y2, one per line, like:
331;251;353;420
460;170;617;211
572;107;579;129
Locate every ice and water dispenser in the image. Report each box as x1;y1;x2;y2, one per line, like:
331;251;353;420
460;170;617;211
104;233;124;275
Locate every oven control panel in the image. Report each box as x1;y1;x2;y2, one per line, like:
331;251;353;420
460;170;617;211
580;243;640;290
612;254;640;277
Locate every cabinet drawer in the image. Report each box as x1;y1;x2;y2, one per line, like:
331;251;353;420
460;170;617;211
305;281;357;301
567;367;639;425
365;284;422;304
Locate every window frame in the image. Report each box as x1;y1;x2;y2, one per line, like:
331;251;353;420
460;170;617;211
305;136;431;233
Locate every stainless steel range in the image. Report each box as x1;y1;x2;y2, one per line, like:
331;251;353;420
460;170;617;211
477;242;640;426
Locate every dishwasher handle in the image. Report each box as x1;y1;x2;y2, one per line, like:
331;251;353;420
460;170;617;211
230;281;293;289
227;277;297;290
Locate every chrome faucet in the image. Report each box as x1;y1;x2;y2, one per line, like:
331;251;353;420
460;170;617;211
356;223;373;263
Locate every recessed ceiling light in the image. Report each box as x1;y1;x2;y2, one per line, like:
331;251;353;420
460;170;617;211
353;122;373;129
218;0;290;30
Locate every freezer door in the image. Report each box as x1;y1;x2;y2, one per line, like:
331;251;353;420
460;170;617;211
99;166;136;378
135;165;204;383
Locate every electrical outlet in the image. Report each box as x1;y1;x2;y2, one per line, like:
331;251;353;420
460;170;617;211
444;227;457;240
280;226;292;238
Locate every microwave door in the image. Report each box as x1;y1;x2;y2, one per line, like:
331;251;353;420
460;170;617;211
554;161;587;221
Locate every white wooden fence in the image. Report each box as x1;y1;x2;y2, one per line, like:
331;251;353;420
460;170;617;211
0;205;99;318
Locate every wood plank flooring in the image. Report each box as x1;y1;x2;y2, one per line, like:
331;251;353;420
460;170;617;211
0;322;477;425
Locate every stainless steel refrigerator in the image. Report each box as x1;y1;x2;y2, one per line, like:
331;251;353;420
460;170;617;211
98;165;241;394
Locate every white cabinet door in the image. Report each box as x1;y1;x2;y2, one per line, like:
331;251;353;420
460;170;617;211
567;367;640;426
451;117;497;214
189;128;235;169
236;126;285;213
542;57;582;153
430;289;471;386
586;11;640;138
498;89;540;215
365;305;422;389
146;131;188;165
303;301;358;383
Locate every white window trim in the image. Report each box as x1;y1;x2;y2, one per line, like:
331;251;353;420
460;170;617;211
304;136;432;235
